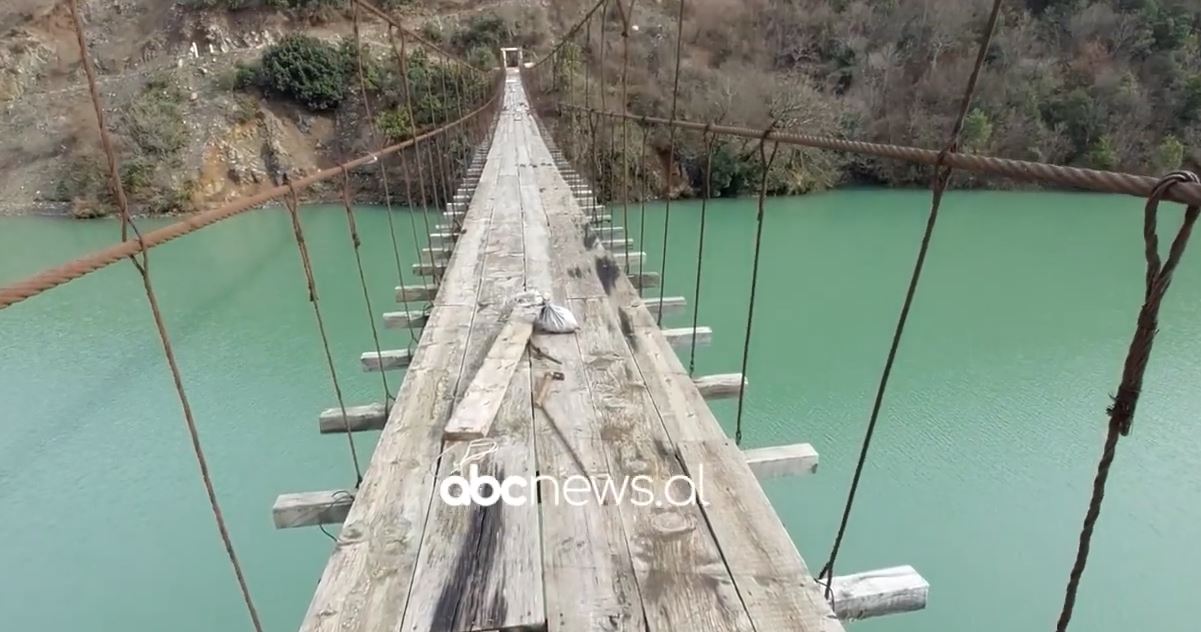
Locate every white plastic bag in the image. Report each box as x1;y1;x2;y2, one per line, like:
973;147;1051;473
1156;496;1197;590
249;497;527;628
535;301;579;334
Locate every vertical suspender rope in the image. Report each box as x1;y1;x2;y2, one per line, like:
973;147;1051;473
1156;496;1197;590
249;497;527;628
655;0;686;326
817;0;1006;598
688;127;715;375
597;0;611;213
733;132;779;446
350;2;420;346
66;2;263;629
619;0;636;267
283;182;364;486
1054;175;1200;631
393;29;442;286
340;168;393;405
584;15;598;225
637;120;650;280
386;26;438;299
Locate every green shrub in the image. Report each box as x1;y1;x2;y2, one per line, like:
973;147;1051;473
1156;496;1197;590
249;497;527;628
123;76;188;157
260;35;347;111
1085;136;1118;170
377;108;413;141
1152;135;1184;172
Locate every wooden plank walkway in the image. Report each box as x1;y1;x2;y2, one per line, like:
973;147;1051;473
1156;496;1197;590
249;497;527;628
298;69;844;632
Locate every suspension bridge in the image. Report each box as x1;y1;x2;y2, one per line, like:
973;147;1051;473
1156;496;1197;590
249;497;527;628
3;0;1200;631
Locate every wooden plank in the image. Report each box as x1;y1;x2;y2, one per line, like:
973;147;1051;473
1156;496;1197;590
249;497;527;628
662;326;712;349
530;330;648;631
401;71;545;632
318;402;389;434
692;373;745;400
571;297;756;632
383;310;429;329
273;490;354;529
609;295;845;630
395;283;438;302
743;443;820;479
611;251;645;265
630;272;660;289
600;237;634;250
413;261;449;276
830;566;928;621
299;304;476;632
360;348;412;372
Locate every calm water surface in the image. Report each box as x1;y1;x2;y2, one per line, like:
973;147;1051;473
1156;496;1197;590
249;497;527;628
1;189;1199;631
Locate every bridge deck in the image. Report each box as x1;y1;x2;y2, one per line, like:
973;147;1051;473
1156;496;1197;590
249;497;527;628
299;70;843;632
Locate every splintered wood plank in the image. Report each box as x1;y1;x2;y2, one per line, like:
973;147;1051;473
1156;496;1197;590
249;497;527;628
607;273;845;631
522;111;645;630
530;330;647;631
401;381;542;632
405;86;544;631
299;304;475;632
571;297;756;632
442;301;536;441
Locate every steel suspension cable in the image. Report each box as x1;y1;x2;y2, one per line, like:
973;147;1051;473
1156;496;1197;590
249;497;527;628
817;0;1006;599
688;128;716;375
733;133;779;446
619;0;636;266
283;183;364;485
393;29;442;286
638;121;650;280
1054;174;1200;631
385;26;436;311
340;168;393;404
351;2;420;344
67;1;263;628
655;0;686;326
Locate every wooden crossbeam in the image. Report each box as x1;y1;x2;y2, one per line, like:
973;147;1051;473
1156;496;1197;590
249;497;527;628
629;271;660;289
829;566;929;621
601;237;633;250
383;310;429;329
612;251;645;265
662;326;713;349
413;261;449;276
644;295;686;316
272;490;354;528
693;373;746;400
742;443;819;478
318;402;389;433
395;283;438;302
360;349;413;372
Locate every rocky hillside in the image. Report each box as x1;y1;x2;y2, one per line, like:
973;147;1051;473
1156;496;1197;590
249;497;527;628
3;0;1198;216
0;0;548;217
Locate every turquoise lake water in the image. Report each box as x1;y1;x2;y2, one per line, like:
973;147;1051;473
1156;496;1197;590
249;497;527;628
1;189;1199;631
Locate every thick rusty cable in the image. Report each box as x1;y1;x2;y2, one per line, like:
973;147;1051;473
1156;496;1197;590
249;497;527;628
734;134;779;446
1056;172;1200;631
818;0;1006;598
393;28;442;286
688;128;716;375
283;183;364;484
0;94;497;311
654;0;686;326
67;1;263;629
341;168;393;404
584;15;598;218
351;1;419;344
557;103;1201;208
